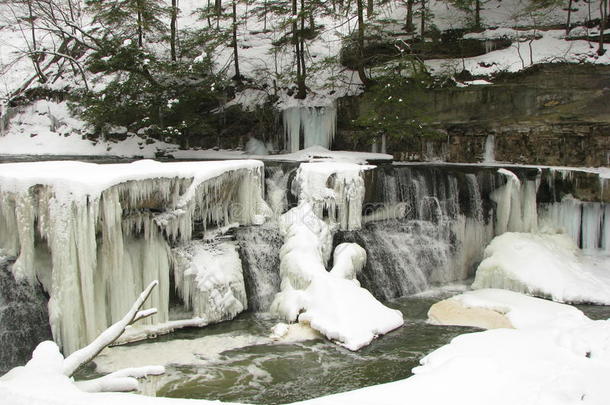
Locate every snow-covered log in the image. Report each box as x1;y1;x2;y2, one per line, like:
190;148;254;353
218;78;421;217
63;280;158;376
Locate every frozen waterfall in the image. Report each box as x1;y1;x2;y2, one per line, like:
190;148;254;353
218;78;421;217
282;103;337;153
0;160;269;354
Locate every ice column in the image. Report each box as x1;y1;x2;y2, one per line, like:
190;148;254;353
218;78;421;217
282;103;337;152
293;162;373;231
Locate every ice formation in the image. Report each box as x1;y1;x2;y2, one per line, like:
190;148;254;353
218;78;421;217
172;240;247;322
270;203;404;351
540;196;609;251
491;169;538;234
282;103;337;153
472;232;610;304
0;160;268;354
293;162;373;231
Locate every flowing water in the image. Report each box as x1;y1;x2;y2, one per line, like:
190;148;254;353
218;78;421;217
79;286;473;404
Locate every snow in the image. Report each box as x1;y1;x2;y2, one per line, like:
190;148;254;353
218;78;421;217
0;159;263;200
270;203;404;351
427;29;610;78
0;101;180;158
472;232;610;304
428;288;590;329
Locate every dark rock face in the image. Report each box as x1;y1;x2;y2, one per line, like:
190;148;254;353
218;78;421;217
0;257;52;374
336;64;610;168
233;226;283;312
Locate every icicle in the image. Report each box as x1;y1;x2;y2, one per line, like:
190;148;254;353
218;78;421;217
293;162;373;231
282;103;337;152
0;161;268;355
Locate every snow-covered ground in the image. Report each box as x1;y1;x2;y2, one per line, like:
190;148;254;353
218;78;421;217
2;0;610;159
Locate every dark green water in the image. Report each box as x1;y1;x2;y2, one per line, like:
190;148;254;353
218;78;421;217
80;288;610;405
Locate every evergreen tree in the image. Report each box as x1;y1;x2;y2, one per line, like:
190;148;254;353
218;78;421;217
86;0;169;47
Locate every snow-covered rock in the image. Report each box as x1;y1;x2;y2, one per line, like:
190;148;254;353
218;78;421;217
428;288;590;330
472;232;610;304
271;203;404;351
173;240;247;323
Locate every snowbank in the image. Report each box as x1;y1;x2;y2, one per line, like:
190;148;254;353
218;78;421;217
270;203;404;350
472;232;610;304
428;288;590;329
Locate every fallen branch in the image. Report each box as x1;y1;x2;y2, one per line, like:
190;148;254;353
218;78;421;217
62;280;159;376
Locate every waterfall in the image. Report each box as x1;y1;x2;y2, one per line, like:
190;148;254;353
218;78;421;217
336;221;452;300
0;256;52;374
282;103;337;152
234;226;283;312
483;135;496;163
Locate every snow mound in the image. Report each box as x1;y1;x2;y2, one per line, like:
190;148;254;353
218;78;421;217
472;232;610;304
271;203;404;351
428;288;590;330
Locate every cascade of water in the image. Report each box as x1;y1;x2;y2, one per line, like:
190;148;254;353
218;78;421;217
233;226;283;312
483;135;495;163
282;104;337;152
337;221;451;300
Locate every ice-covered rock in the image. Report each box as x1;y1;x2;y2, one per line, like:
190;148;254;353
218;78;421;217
293;161;373;231
472;232;610;304
173;240;247;323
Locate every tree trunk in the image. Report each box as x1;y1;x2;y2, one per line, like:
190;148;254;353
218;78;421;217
367;0;373;18
475;0;481;29
232;0;240;79
215;0;222;28
566;0;573;35
356;0;371;87
170;0;178;60
27;0;46;83
406;0;414;32
420;0;426;39
297;0;307;98
599;0;607;55
136;1;143;47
